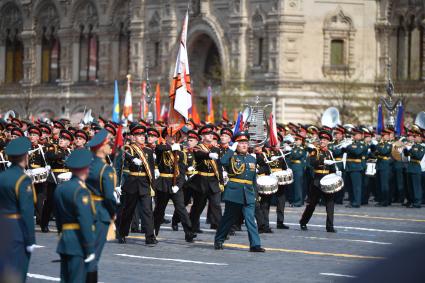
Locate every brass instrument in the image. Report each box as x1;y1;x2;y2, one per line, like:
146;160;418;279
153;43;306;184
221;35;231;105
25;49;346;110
321;107;341;128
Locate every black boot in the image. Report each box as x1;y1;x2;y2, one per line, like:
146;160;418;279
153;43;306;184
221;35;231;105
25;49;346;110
171;219;179;231
277;222;290;229
85;271;97;283
214;242;223;250
185;232;195;243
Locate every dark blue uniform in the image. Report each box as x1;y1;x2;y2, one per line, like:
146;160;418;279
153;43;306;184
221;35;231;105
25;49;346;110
404;143;425;208
344;140;365;207
0;165;36;282
54;176;96;283
215;149;261;249
375;141;392;206
289;145;306;206
85;156;117;272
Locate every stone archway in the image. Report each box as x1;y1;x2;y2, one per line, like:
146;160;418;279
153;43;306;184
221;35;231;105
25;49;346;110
187;33;222;94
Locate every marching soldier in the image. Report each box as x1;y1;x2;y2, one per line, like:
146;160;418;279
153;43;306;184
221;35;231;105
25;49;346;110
153;128;195;242
189;125;223;234
54;149;96;283
342;128;365;208
85;130;118;282
404;127;424;208
214;132;264;252
74;129;89;149
330;125;345;204
0;137;36;282
41;129;73;232
117;125;157;245
299;131;337;233
289;134;307;207
171;130;199;231
374;129;393;207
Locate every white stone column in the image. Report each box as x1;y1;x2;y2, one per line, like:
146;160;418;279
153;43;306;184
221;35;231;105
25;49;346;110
34;44;42;83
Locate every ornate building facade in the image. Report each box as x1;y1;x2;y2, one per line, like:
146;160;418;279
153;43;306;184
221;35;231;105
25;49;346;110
0;0;424;123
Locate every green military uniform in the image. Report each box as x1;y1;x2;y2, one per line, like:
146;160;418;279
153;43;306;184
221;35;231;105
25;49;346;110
0;137;35;282
375;133;393;206
289;140;306;206
85;130;117;280
343;136;365;207
404;142;425;208
215;132;263;252
54;149;95;283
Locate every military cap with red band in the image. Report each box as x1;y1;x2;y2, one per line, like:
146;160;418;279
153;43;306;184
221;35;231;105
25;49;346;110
59;129;74;141
53;120;65;130
11;127;24;137
147;127;160;137
75;130;89;141
220;127;233;138
233;131;250;142
104;123;117;136
131;125;147;135
199;124;214;135
319;130;332;141
39;123;52;135
28;125;42;136
187;130;200;141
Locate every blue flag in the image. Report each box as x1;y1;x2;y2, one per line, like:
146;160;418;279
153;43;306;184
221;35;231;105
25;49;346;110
395;103;404;137
377;104;383;135
112;80;120;123
233;112;242;135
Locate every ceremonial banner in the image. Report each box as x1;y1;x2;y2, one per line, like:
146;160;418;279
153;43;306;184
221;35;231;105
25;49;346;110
155;83;161;121
122;75;133;122
377;104;383;135
269;113;279;147
112;80;120;123
169;11;191;134
206;86;214;123
395;103;405;137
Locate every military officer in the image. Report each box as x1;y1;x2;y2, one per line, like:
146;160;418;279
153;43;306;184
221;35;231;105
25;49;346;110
342;128;365;208
289;134;307;207
0;137;35;282
404;127;424;208
299;131;337;233
214;131;264;252
117;125;157;246
189;124;223;234
74;130;89;149
85;129;118;282
54;149;96;283
374;129;393;207
153;128;195;242
41;129;73;232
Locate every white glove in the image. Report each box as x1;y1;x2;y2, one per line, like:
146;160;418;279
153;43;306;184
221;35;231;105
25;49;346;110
271;156;279;162
171;143;181;151
324;160;335;165
154;169;160;179
6;161;11;167
45;165;51;171
132;158;142;166
113;191;121;204
26;245;35;253
84;253;95;263
335;171;342;177
171;186;179;193
284;145;292;152
405;145;412;151
371;139;378;145
187;166;195;172
341;142;350;149
230;142;238;151
209;153;219;160
250;153;256;158
115;186;122;195
307;144;316;150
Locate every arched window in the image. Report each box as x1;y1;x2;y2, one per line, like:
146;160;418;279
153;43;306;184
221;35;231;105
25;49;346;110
37;4;60;84
251;10;267;70
0;4;23;84
74;2;98;82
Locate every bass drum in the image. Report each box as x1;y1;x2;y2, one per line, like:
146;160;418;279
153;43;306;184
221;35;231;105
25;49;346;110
256;175;278;195
57;172;72;184
271;169;294;186
320;173;344;194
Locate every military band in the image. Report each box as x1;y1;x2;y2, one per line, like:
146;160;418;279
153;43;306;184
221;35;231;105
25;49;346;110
0;112;424;282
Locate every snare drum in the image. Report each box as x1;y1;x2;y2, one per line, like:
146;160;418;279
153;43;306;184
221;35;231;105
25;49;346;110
271;169;294;185
57;172;72;183
26;167;50;184
365;160;377;176
320;173;344;194
256;175;278;195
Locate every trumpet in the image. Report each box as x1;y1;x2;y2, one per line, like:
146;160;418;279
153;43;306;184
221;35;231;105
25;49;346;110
333;138;353;149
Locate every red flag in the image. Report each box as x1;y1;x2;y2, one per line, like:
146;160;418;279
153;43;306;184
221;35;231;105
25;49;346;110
269;113;279;147
191;94;201;124
222;108;228;122
155;83;161;121
113;125;124;154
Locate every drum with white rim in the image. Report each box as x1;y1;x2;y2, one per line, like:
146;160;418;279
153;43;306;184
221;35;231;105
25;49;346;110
271;169;294;185
26;167;50;184
256;175;278;195
320;173;344;194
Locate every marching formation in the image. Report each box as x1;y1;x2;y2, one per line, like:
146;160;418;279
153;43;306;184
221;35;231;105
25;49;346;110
0;113;424;282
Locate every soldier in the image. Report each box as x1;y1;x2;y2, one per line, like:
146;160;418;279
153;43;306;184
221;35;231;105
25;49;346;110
214;132;264;252
299;131;337;233
342;128;365;208
330;125;346;204
51;120;66;145
0;137;36;282
189;125;223;234
85;130;118;282
54;149;96;283
153;128;195;242
289;134;307;207
27;125;46;225
404;127;424;208
41;129;73;232
171;130;199;231
117;125;157;245
38;123;52;146
74;129;89;149
10;127;25;140
374;129;393;207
